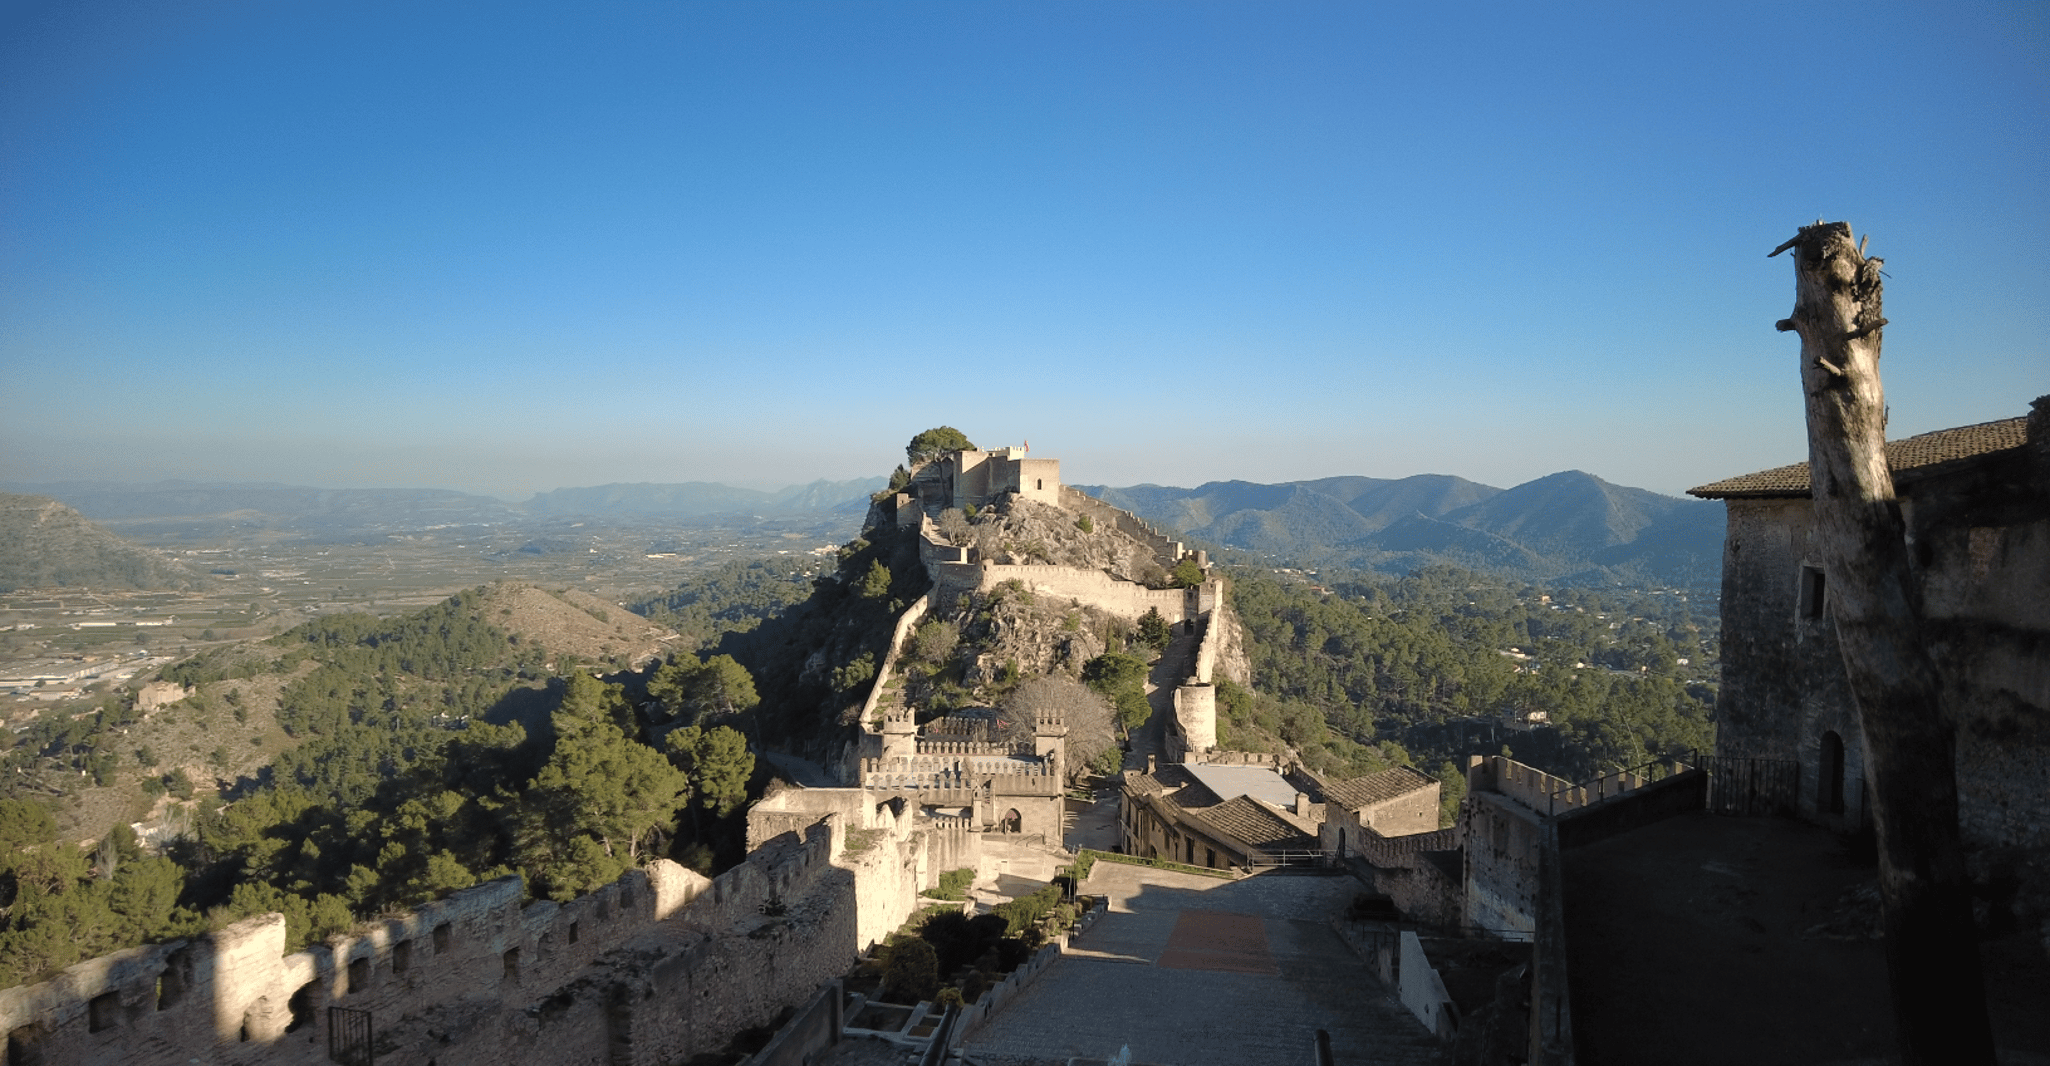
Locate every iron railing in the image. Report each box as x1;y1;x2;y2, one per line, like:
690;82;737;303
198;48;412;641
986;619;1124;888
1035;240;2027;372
1241;848;1331;870
1692;754;1801;817
328;1006;373;1066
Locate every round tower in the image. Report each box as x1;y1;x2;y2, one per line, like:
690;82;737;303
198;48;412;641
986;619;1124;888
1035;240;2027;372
1174;681;1217;755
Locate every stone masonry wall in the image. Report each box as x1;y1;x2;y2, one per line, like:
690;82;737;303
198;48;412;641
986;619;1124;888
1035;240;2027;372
1057;487;1185;570
1714;498;1869;828
0;809;962;1066
1717;444;2050;847
969;564;1209;624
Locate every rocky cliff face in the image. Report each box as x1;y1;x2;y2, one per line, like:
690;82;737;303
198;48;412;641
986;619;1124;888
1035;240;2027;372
948;497;1169;587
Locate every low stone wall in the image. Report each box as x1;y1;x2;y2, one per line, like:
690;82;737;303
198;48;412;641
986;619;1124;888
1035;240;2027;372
0;806;975;1066
1555;769;1707;850
857;592;933;726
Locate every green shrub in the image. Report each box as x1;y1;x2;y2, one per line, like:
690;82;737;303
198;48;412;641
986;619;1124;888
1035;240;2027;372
883;938;938;1003
991;884;1063;937
1136;608;1170;650
922;867;975;901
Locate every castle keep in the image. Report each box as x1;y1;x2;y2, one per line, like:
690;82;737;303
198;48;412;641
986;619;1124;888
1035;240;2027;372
1688;398;2050;850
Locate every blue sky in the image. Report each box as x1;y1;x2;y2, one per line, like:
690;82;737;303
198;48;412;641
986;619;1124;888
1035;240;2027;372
2;2;2044;500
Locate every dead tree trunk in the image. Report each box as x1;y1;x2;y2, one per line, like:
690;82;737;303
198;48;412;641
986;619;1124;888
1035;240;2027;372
1769;221;1993;1064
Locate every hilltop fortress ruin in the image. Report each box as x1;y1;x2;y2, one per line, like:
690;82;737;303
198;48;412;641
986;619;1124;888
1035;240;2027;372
843;444;1244;838
0;443;1268;1066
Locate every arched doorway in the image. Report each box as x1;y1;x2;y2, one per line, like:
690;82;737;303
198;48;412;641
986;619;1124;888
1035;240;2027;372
1820;731;1846;815
1001;808;1021;833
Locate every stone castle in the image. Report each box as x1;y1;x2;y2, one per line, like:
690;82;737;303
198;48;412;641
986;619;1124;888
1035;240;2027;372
15;419;2045;1065
0;442;1254;1066
841;444;1239;840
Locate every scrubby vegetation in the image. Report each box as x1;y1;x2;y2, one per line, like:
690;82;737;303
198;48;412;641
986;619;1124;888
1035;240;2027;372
1226;564;1716;781
0;589;765;990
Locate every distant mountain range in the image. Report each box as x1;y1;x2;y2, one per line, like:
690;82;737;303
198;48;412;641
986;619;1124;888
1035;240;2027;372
6;469;1721;586
1077;470;1723;586
0;478;886;539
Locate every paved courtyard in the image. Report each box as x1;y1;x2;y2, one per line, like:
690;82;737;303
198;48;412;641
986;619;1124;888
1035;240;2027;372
959;864;1447;1066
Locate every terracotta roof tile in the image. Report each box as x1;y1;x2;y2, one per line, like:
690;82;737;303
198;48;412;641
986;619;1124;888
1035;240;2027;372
1187;795;1320;853
1688;417;2028;499
1126;765;1218;810
1324;766;1439;811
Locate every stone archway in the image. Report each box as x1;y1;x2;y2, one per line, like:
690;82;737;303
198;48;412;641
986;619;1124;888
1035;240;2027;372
1001;808;1022;833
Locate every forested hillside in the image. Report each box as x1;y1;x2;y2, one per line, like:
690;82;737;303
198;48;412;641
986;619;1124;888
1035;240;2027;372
1081;470;1722;586
0;590;759;989
1224;565;1717;785
0;493;197;592
633;557;822;650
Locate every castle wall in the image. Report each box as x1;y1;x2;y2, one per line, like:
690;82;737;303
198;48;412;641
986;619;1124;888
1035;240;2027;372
1715;440;2050;847
0;809;977;1066
745;789;983;952
1461;789;1544;940
1172;683;1216;756
1058;486;1185;570
945;564;1209;624
856;592;932;729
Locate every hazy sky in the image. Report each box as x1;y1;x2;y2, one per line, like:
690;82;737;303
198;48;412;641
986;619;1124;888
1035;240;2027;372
3;2;2044;500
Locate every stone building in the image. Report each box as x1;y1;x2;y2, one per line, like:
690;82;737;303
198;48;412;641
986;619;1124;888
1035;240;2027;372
1317;765;1441;854
1119;757;1323;868
1687;398;2050;848
906;445;1063;511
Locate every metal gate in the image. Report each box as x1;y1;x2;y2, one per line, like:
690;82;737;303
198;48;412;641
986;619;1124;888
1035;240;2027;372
1695;755;1800;817
328;1006;373;1066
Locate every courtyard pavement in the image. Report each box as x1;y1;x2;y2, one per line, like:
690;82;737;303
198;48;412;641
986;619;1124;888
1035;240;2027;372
959;864;1447;1066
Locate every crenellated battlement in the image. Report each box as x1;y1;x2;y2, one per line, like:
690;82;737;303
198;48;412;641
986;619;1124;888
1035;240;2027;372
0;819;893;1066
914;739;1016;756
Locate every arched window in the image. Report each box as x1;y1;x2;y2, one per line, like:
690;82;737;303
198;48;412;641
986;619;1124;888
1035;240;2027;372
1820;731;1846;815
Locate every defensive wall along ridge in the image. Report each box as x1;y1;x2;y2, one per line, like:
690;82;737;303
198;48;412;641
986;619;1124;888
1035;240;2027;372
0;800;975;1066
865;479;1241;779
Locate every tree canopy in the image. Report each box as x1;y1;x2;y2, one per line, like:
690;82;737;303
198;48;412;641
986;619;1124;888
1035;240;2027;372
906;426;975;467
646;654;759;726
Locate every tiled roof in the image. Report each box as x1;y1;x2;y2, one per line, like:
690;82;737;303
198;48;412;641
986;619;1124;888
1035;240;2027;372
1188;795;1320;854
1324;765;1439;811
1687;417;2028;499
1126;765;1218;810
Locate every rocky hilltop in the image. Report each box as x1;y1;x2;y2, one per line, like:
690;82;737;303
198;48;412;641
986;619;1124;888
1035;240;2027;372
468;581;676;668
0;492;197;592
